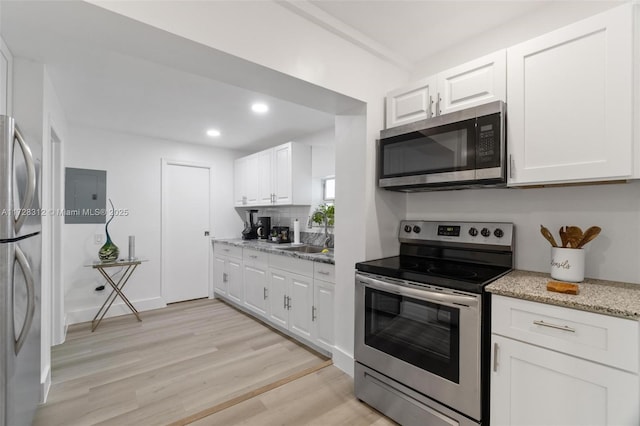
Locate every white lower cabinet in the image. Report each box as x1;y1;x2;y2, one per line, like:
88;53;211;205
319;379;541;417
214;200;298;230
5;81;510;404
214;243;335;355
312;279;334;353
268;267;314;342
491;295;639;426
213;243;243;303
243;249;269;318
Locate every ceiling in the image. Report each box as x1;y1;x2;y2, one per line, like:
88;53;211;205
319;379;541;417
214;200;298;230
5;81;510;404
0;0;622;151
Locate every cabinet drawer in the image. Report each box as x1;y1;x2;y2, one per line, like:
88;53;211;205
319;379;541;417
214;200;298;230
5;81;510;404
243;248;268;265
269;254;313;277
214;243;242;259
492;295;639;372
314;263;335;282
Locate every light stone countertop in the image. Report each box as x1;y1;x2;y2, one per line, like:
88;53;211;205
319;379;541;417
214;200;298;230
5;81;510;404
213;238;335;265
486;270;640;320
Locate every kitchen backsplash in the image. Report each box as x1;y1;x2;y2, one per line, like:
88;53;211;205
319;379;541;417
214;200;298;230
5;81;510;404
243;206;332;232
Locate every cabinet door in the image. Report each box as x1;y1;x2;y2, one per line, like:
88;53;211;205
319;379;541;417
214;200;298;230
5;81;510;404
385;76;437;128
268;269;289;328
312;279;334;353
491;335;639;426
233;157;246;206
212;256;227;296
226;258;243;304
437;50;506;116
507;4;633;185
288;273;313;341
244;153;260;205
243;264;268;317
273;143;292;205
257;149;274;205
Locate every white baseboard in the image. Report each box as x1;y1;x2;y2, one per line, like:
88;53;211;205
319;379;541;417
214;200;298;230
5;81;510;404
40;365;51;404
65;297;167;325
332;345;354;377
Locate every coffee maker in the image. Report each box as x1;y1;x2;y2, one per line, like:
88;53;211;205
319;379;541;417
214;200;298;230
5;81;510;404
241;209;259;240
256;216;271;240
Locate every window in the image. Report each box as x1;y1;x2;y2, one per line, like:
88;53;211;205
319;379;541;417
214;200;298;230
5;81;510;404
322;176;335;201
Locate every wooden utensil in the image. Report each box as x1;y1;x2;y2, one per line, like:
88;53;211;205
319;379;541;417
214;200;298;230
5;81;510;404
540;225;558;247
566;226;583;249
559;226;568;248
576;226;601;248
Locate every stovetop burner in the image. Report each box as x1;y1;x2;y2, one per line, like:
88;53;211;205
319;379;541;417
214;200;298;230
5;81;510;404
355;220;514;294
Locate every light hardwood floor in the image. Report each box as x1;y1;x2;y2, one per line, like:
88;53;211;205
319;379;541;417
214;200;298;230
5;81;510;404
36;298;393;425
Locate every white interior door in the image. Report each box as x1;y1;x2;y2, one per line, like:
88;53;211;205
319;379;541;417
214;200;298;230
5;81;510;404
163;161;211;303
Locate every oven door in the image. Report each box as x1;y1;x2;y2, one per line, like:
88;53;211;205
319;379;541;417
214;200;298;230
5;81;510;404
355;272;482;421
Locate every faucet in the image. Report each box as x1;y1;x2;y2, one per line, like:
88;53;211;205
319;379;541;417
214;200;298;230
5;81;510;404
322;216;332;249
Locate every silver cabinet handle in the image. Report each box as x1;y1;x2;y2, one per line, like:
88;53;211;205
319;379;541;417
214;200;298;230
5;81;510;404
317;271;330;276
428;95;433;119
222;272;227;283
533;320;575;333
283;295;287;310
14;245;35;355
436;94;442;116
286;295;291;310
312;306;317;322
263;287;268;300
493;342;499;372
13;125;36;233
509;155;514;179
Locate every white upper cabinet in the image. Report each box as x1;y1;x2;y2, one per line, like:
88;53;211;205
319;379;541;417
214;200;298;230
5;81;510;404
437;50;506;116
385;49;506;128
507;4;634;186
386;76;437;128
234;142;311;207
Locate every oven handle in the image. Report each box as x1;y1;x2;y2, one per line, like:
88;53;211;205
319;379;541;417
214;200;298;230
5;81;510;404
357;274;478;308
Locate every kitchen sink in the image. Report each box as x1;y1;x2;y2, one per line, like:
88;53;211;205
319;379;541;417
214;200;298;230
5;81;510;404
277;245;326;254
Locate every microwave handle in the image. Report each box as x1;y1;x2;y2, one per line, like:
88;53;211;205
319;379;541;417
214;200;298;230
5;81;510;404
357;274;478;308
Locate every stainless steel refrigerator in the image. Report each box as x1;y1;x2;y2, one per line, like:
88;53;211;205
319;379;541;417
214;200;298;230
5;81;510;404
0;115;41;426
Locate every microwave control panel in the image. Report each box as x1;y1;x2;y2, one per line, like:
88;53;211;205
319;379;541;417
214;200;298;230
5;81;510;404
476;112;502;165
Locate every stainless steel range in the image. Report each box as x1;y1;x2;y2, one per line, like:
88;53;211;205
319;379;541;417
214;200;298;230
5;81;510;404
355;220;514;426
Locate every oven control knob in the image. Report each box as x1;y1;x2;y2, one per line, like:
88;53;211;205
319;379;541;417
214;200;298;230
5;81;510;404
412;225;421;234
481;228;491;237
494;228;504;238
469;227;478;237
404;225;412;233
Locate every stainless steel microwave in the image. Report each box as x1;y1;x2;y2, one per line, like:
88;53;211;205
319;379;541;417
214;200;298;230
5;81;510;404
378;100;506;192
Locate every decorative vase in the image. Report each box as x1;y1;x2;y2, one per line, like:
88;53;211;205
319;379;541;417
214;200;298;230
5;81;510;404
98;199;119;262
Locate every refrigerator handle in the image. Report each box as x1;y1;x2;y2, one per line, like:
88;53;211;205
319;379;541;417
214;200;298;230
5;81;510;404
13;125;36;233
14;245;35;356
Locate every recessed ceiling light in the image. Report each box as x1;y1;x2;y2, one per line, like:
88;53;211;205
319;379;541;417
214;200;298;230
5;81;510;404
251;103;269;114
206;129;221;137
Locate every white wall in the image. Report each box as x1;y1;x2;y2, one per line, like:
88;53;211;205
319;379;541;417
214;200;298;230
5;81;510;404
407;183;640;284
410;1;622;79
63;126;243;324
12;58;70;402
